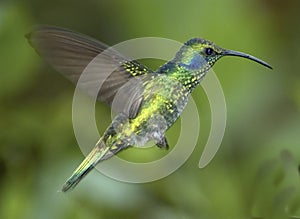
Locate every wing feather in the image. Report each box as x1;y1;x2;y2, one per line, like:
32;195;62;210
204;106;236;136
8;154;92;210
26;26;152;106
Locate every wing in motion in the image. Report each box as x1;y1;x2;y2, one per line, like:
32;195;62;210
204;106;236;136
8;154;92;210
26;26;153;107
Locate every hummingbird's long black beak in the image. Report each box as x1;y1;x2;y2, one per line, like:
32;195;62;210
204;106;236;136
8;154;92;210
222;50;273;69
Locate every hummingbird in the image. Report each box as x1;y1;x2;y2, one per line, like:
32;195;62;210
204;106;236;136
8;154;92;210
26;26;272;192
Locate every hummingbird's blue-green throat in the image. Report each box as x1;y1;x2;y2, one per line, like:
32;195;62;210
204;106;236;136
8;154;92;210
26;26;272;192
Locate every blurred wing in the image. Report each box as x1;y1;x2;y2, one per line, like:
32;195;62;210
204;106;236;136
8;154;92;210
26;26;152;106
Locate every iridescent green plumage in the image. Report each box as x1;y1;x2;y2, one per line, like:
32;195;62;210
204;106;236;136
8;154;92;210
26;26;272;192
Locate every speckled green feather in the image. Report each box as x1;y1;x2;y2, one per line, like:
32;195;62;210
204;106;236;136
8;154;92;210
27;26;272;192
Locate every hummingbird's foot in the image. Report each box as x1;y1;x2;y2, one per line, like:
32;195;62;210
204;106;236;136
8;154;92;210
155;136;169;150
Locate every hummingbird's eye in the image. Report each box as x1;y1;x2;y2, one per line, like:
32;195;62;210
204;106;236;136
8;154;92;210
204;48;214;56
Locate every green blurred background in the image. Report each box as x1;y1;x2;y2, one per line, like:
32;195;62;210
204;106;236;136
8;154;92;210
0;0;300;218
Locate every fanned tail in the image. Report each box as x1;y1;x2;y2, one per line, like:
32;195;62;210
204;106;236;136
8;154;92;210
62;139;110;192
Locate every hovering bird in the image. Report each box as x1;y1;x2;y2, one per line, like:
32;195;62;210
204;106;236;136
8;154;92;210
26;26;272;192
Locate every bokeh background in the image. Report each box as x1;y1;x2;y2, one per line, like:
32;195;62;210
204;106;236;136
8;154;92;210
0;0;300;218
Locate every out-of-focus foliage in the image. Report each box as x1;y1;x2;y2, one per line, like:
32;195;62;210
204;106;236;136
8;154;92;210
0;0;299;219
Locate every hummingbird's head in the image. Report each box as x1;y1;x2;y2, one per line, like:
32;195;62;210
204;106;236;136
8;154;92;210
175;38;272;72
175;38;223;72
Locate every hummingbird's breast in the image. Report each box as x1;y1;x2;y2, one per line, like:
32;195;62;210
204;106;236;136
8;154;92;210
103;74;190;148
128;74;190;143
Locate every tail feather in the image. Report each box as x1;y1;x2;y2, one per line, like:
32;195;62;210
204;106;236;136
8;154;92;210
62;140;110;192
